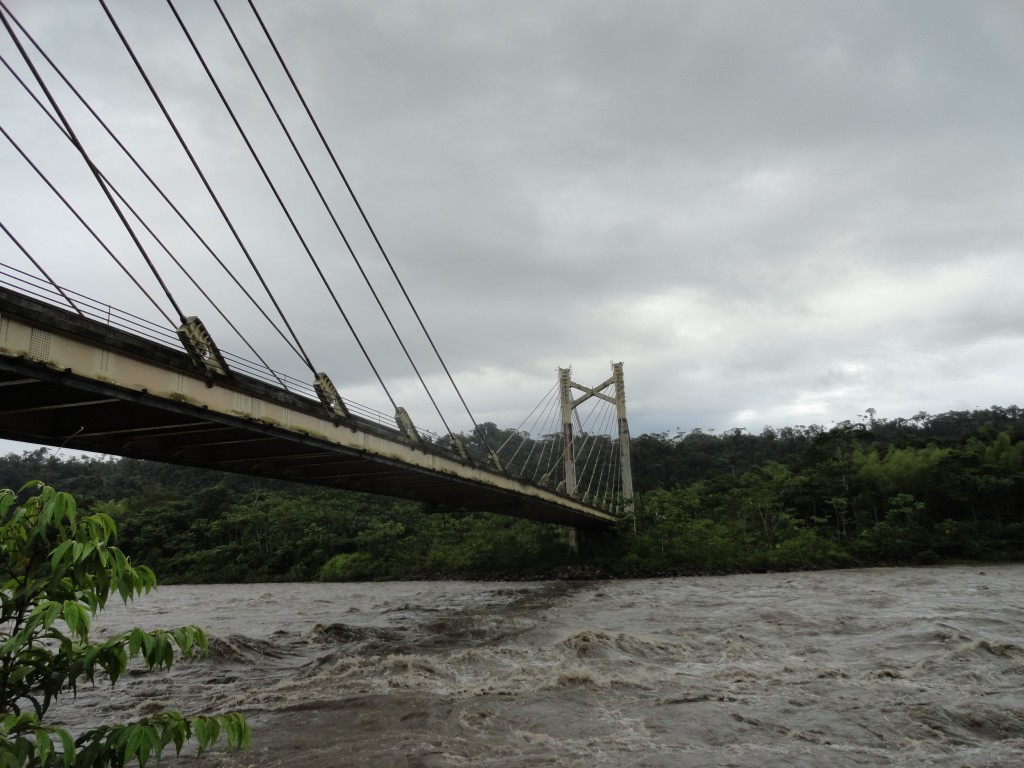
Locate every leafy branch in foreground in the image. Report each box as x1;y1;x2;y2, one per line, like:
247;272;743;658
0;482;249;767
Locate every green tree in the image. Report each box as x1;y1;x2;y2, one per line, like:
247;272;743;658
0;482;249;767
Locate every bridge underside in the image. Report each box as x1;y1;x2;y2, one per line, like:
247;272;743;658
0;290;615;528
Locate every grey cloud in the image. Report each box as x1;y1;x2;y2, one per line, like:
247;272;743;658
2;0;1022;441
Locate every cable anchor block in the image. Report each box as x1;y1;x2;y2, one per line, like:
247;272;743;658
488;449;504;473
314;373;349;419
450;434;470;461
177;316;229;377
395;407;422;443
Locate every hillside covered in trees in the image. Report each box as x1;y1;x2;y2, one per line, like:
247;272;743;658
2;405;1022;581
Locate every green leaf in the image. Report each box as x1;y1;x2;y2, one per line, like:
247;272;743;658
61;493;77;529
42;600;62;629
129;628;145;658
35;728;53;766
172;626;188;654
63;601;80;636
137;728;155;768
124;725;144;764
56;728;75;768
49;540;74;569
140;630;155;662
226;712;251;749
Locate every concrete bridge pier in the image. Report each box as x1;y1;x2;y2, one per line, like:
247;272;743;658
568;526;581;555
567;526;606;556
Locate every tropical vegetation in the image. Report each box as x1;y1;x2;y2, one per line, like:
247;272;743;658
0;406;1022;583
0;481;249;767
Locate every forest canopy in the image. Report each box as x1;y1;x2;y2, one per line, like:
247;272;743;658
2;405;1022;581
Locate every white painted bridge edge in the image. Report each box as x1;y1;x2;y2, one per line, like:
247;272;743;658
0;312;616;523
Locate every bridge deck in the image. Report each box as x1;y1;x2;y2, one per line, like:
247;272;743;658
0;287;615;528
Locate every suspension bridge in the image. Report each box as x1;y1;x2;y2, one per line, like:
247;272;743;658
0;2;633;529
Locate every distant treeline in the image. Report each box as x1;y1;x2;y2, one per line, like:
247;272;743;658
2;405;1023;581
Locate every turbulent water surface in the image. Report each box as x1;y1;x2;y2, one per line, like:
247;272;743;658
52;565;1024;767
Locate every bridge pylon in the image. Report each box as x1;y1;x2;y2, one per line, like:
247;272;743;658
557;362;634;520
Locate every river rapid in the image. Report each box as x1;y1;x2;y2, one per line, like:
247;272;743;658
52;565;1024;767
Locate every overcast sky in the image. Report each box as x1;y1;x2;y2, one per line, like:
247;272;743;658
2;0;1023;453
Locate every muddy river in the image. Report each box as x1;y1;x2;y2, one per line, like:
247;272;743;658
51;565;1024;766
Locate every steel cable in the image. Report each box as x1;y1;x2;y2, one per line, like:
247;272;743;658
163;0;397;408
580;401;616;502
0;219;84;316
574;399;610;495
212;0;454;419
97;0;318;375
1;2;185;326
496;381;558;467
0;123;174;326
0;51;292;387
528;389;565;479
0;32;309;365
246;0;497;450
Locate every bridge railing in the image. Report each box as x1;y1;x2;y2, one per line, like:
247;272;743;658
0;262;403;433
1;261;182;350
0;263;568;487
